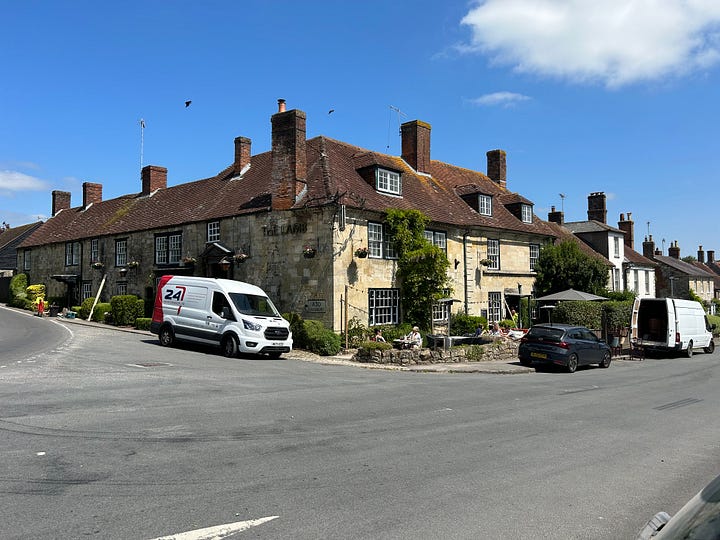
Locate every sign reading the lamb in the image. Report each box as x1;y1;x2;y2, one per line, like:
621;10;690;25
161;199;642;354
262;222;308;236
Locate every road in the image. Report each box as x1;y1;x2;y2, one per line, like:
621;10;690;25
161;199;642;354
1;305;719;539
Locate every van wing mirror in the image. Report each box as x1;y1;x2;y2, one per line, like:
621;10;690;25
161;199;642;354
221;306;231;319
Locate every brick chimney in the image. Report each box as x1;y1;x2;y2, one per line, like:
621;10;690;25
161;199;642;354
668;240;680;259
52;190;71;216
548;205;564;225
618;212;634;249
642;235;655;260
708;250;715;264
486;150;507;189
234;136;252;173
697;245;705;263
587;192;607;223
82;182;102;208
142;165;167;195
271;99;307;210
401;120;431;174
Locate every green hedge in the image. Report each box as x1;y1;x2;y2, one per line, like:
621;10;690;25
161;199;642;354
553;301;603;329
110;295;144;326
302;320;342;356
78;297;96;320
135;317;151;331
9;273;30;309
450;313;487;335
91;303;112;322
359;340;393;351
708;314;720;337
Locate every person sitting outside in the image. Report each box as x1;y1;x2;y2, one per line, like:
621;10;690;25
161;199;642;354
489;322;502;335
405;326;422;349
372;328;386;342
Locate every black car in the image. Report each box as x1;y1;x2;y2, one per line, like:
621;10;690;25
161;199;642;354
518;323;612;373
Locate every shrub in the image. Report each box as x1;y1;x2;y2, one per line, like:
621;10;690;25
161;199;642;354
347;316;368;347
359;340;392;351
26;284;46;304
135;317;151;331
460;344;486;361
283;312;307;348
77;297;96;320
9;273;29;309
708;314;720;337
91;303;112;322
602;300;633;333
71;305;82;313
498;318;515;329
382;323;413;342
302;319;341;356
553;301;603;329
450;313;487;335
110;295;144;326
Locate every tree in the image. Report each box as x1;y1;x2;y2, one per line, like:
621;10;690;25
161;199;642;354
385;209;451;329
534;240;609;296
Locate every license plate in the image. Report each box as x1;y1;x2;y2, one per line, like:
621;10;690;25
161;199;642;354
272;341;283;346
531;352;547;359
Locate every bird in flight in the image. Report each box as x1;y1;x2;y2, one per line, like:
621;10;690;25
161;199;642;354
185;100;192;108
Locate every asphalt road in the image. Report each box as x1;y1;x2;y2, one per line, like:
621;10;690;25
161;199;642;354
1;306;719;540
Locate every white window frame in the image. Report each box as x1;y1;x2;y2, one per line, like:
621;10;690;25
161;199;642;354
368;222;397;259
115;239;127;267
432;302;450;322
368;288;400;326
521;204;532;223
614;237;620;258
633;269;639;293
155;232;182;265
376;168;401;195
82;281;93;300
613;267;621;291
487;239;500;270
478;194;492;216
65;241;80;266
529;244;540;271
90;238;99;263
488;292;502;324
424;230;447;250
116;282;127;296
23;250;31;270
645;270;650;294
207;221;220;242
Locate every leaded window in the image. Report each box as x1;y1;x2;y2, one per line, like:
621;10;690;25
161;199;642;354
368;288;399;326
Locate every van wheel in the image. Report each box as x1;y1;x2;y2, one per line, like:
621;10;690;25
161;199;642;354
686;341;693;358
221;335;238;358
159;325;175;347
704;340;715;354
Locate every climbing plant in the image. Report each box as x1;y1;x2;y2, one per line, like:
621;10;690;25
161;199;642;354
385;209;451;330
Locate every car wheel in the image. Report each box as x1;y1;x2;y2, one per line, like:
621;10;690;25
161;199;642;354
221;335;238;358
704;340;715;354
686;340;694;358
519;357;532;367
599;351;612;368
159;325;175;347
567;353;578;373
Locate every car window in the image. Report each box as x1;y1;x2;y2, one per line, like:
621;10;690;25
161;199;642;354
567;330;581;340
580;329;596;341
526;327;564;342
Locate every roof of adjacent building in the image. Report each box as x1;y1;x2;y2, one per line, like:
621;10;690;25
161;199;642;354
654;254;715;278
564;220;624;235
20;134;557;248
0;221;43;269
543;221;612;266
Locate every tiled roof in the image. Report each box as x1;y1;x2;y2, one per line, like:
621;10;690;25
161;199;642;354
691;261;720;288
0;221;43;269
624;246;657;267
21;135;555;247
564;220;623;234
654;255;715;277
543;221;612;265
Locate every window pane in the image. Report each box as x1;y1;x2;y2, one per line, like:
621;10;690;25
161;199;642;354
90;239;98;262
479;195;492;216
488;292;502;323
530;244;539;270
368;288;399;325
155;236;168;264
115;240;127;266
487;239;500;270
169;234;182;263
368;223;383;258
207;221;220;242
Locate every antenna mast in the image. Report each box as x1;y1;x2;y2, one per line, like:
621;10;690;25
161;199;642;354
139;118;145;176
387;105;407;151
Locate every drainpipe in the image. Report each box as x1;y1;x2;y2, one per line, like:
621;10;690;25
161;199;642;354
463;232;469;314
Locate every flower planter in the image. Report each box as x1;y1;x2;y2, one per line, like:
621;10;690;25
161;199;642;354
303;251;316;259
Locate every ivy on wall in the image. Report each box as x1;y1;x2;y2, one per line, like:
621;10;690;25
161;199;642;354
385;209;451;330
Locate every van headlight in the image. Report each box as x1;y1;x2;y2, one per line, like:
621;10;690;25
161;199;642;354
242;319;262;332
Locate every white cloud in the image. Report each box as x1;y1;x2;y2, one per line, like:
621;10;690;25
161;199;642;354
469;91;531;107
0;170;50;191
461;0;720;87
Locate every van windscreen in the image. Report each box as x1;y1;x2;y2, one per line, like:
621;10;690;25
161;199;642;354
229;293;280;317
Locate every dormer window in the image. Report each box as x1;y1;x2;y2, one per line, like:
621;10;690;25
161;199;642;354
479;194;492;216
521;204;533;223
376;168;401;195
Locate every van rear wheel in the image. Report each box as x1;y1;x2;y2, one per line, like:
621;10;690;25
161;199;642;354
686;340;694;358
159;325;175;347
221;335;238;358
704;340;715;354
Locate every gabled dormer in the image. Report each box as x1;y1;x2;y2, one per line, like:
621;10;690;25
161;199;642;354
353;153;404;196
455;184;494;216
502;193;534;224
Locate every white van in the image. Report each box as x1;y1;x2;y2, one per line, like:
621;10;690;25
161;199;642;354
631;297;715;357
150;276;292;358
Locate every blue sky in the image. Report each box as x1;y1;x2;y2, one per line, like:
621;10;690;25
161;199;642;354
2;0;719;258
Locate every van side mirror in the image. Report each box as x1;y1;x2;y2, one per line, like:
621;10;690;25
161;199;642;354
221;306;231;319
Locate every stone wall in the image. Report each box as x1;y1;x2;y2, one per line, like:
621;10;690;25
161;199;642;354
353;337;520;365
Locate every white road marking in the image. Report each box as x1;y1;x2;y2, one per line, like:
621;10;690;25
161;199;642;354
149;516;279;540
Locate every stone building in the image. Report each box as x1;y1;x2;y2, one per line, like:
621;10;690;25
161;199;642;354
642;238;714;302
19;100;557;331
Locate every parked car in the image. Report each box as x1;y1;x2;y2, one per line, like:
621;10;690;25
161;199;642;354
636;473;720;539
518;323;612;373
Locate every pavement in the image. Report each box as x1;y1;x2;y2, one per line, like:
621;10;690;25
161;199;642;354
16;307;612;374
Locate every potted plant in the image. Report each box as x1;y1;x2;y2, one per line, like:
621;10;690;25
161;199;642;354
234;253;249;263
181;256;196;267
91;261;104;270
354;247;369;258
127;260;140;269
479;258;493;267
303;246;317;259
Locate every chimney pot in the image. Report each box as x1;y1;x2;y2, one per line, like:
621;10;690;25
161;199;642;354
707;250;715;263
697;245;705;264
618;211;635;249
587;192;607;224
278;99;286;113
668;240;681;259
